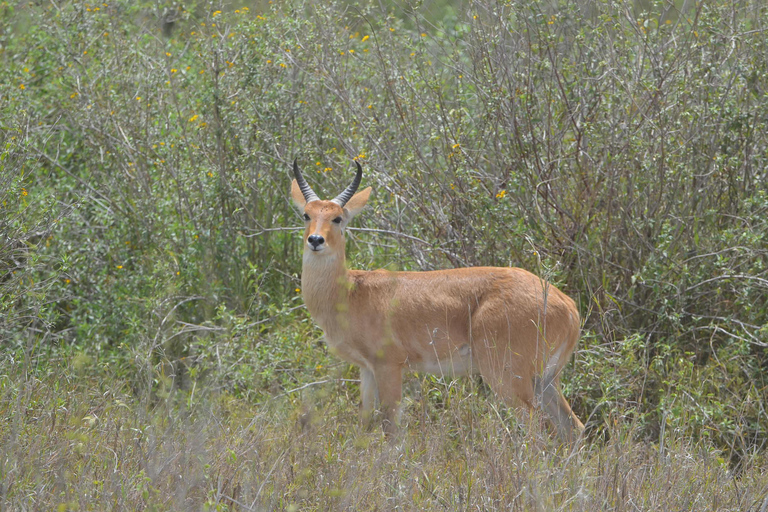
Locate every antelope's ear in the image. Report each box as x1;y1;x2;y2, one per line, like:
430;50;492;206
291;179;307;208
343;187;371;219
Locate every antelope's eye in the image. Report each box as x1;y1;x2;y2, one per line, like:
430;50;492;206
303;213;310;221
332;216;343;224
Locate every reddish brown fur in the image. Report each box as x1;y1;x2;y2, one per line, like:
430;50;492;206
291;178;584;441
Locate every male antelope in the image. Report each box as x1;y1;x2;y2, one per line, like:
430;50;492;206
291;160;584;441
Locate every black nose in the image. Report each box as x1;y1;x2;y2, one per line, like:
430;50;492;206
307;234;325;248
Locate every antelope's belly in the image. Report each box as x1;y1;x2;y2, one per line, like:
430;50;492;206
407;343;476;377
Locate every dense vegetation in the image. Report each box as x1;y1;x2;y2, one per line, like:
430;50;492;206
2;0;767;509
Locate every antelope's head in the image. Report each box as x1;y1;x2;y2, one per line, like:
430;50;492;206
291;160;371;259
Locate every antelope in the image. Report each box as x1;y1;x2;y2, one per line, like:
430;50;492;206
291;160;584;442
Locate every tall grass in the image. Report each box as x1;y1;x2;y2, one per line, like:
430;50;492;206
2;359;767;510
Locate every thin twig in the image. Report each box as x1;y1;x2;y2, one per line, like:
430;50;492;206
686;274;768;292
349;227;468;266
243;226;302;237
272;378;361;400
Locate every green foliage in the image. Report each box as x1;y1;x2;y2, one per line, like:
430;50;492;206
1;0;767;474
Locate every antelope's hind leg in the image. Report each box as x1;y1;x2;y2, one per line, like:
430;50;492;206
470;309;582;442
471;334;538;416
535;375;585;443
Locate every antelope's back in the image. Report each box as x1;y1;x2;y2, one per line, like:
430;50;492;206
348;266;579;353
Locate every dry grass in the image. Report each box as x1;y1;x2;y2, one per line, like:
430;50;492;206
2;364;766;511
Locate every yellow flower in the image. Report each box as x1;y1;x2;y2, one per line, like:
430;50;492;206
496;190;507;199
188;114;199;122
19;84;25;90
452;143;460;149
117;265;123;269
295;288;301;293
212;10;221;16
361;35;369;42
165;52;171;57
21;188;28;196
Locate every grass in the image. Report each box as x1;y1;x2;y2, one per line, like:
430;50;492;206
2;356;767;511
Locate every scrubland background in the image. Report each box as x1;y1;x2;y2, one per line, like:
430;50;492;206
2;0;768;509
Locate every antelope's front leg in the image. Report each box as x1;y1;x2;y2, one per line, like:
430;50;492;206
373;363;403;438
360;367;377;429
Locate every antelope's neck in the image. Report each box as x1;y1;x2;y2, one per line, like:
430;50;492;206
301;251;350;331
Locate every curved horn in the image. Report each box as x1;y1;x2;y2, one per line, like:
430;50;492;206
331;160;363;207
292;159;320;203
